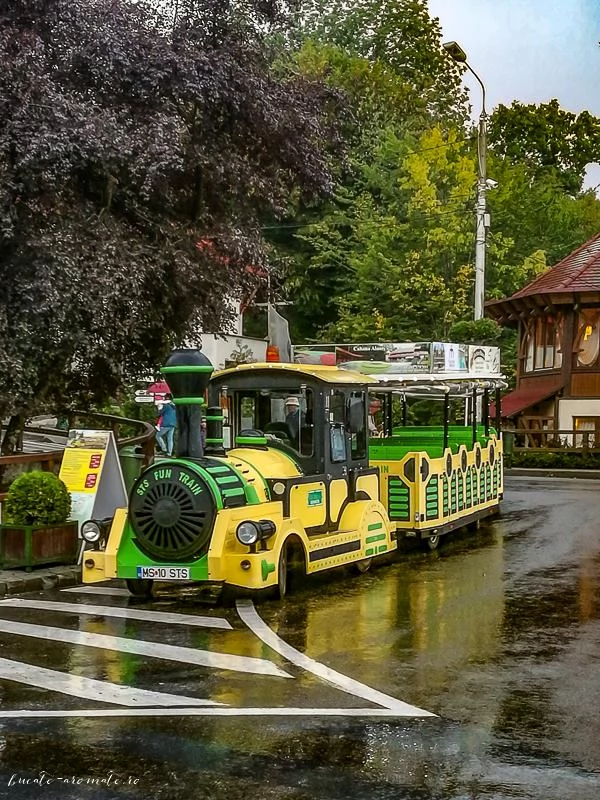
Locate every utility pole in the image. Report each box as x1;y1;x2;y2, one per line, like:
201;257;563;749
474;103;488;321
443;41;489;320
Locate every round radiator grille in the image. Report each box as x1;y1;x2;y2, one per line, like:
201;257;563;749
130;463;216;562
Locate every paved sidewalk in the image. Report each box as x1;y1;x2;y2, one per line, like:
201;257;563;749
0;564;82;598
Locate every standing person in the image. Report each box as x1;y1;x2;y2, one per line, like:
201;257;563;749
154;402;164;453
155;393;176;456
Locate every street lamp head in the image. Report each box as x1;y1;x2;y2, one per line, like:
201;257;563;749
442;41;467;63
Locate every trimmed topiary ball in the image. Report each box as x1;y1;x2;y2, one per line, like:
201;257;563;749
4;470;72;526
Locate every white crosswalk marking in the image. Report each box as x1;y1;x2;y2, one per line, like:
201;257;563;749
0;590;434;718
0;657;222;707
62;586;132;597
237;600;435;718
0;708;407;718
0;618;290;678
0;598;232;630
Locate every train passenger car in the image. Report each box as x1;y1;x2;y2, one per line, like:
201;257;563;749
81;346;505;599
362;370;504;551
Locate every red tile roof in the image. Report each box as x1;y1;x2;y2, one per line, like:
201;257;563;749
490;378;563;419
511;233;600;299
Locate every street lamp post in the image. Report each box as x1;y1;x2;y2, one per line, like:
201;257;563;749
443;41;489;321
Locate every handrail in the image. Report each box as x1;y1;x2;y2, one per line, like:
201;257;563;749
0;412;156;502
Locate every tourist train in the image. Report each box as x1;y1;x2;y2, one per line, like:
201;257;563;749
81;342;505;599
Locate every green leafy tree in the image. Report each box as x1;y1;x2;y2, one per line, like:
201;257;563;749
488;100;600;193
484;153;600;300
297;0;467;124
290;126;477;342
272;3;472;342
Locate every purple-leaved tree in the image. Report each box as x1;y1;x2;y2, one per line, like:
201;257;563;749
0;0;340;451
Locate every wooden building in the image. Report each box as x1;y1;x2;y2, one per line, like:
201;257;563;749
486;233;600;444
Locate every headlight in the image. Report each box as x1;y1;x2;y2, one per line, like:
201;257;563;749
236;519;277;546
236;521;260;545
81;520;101;542
81;517;113;544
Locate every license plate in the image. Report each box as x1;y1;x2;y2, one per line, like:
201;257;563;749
136;566;190;580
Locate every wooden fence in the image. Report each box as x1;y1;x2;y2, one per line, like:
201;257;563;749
504;428;600;453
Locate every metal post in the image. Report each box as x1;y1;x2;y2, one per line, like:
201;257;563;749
474;107;487;320
483;389;490;436
442;43;488;321
443;392;450;451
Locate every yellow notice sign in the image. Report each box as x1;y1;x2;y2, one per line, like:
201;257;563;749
59;429;127;533
59;448;106;493
60;430;110;494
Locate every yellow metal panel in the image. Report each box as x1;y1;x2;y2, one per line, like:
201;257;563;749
289;482;327;528
82;507;127;583
355;472;379;501
213;362;374;385
207;502;285;589
306;499;395;574
227;448;301;480
328;478;348;524
371;457;419;533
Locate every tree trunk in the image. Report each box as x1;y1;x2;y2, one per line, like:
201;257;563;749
0;414;23;456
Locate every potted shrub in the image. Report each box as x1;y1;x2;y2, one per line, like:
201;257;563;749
0;471;79;570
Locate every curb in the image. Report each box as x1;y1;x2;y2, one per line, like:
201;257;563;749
0;565;82;598
505;468;600;480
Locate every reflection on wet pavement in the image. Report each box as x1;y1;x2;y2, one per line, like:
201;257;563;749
0;477;599;798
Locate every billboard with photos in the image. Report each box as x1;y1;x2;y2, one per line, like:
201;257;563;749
293;342;501;376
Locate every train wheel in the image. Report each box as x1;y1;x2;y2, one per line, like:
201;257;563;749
425;534;440;551
126;579;154;598
277;537;306;599
355;557;373;574
277;546;288;599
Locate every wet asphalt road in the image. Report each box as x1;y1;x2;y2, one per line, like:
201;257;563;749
0;476;599;799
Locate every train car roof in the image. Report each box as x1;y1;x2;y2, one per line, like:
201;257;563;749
337;367;507;395
211;361;376;386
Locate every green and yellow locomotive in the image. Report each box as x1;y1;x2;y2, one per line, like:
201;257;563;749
82;347;504;599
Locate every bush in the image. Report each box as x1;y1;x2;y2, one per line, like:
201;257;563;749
507;451;600;470
4;471;72;526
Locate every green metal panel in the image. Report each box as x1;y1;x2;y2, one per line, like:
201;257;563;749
425;475;439;520
387;476;410;522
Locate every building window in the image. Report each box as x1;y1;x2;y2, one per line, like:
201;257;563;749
574;417;600;448
522;312;563;373
575;310;600;367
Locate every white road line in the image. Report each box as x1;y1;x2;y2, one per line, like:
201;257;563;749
0;599;232;630
0;618;290;678
0;657;222;707
62;587;132;597
0;707;409;718
236;600;435;718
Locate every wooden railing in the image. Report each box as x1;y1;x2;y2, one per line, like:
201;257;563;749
0;412;155;502
504;428;600;452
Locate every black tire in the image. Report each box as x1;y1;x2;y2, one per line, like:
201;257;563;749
126;579;154;598
355;557;373;574
277;546;288;599
425;534;440;551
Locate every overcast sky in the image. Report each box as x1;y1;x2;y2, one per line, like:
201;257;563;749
428;0;600;189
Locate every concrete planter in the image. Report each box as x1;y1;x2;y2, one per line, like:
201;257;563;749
0;521;79;571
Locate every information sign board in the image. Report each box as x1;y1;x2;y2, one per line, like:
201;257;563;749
59;430;128;534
